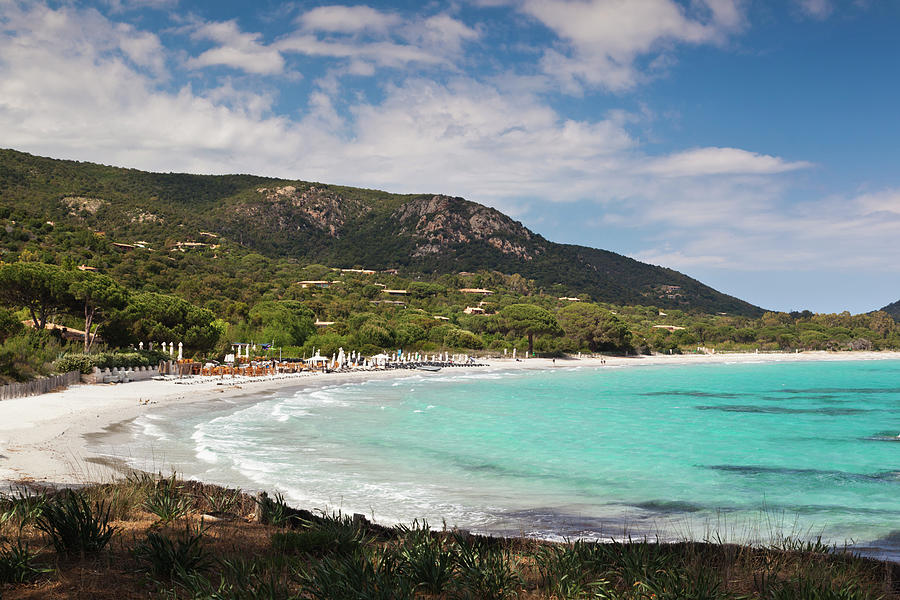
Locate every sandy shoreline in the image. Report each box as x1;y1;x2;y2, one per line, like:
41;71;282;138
2;350;900;488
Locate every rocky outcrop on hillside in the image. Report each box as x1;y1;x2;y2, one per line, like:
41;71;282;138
61;196;106;215
393;195;542;259
253;186;369;237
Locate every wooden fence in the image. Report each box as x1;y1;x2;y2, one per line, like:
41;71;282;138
0;371;82;401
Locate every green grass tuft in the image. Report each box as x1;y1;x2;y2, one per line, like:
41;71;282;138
134;521;210;581
143;473;193;524
0;540;52;584
35;489;116;554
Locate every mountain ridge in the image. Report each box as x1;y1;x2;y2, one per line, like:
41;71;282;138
0;148;764;316
880;299;900;319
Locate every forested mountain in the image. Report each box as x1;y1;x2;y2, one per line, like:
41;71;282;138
0;148;762;316
880;299;900;319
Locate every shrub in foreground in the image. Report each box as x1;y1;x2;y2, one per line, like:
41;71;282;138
134;524;210;581
143;474;193;524
0;541;50;583
35;490;116;554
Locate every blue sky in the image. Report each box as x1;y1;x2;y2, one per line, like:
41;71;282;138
1;0;898;313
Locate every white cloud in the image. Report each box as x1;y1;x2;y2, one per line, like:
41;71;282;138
641;147;813;177
337;78;637;198
187;20;285;75
275;35;445;68
408;14;481;54
796;0;833;19
856;189;900;216
278;9;478;72
627;184;900;275
298;5;402;34
103;0;178;12
0;3;294;170
508;0;744;91
201;79;277;120
0;2;167;76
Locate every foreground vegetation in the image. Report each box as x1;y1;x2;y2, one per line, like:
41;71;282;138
0;477;896;599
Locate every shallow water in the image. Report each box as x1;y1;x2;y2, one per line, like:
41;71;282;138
98;360;900;559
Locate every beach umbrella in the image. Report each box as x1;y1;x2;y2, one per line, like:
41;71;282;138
370;353;390;365
178;341;183;360
305;352;328;368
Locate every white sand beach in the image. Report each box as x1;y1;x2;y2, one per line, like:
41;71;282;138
2;350;899;488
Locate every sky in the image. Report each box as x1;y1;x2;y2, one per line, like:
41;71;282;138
0;0;898;314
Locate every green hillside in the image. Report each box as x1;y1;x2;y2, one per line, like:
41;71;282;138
880;299;900;319
0;148;762;316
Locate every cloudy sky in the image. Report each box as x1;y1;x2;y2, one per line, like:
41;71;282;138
1;0;898;313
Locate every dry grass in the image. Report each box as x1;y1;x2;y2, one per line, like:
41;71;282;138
0;477;898;599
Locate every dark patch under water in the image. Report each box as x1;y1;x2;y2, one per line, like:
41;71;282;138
777;504;900;517
775;387;900;395
397;445;612;494
695;405;871;415
631;500;705;514
707;464;900;484
641;390;744;399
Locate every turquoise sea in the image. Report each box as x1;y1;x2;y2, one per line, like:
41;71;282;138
107;359;900;559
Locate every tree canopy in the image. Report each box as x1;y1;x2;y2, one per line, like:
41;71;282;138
69;271;128;353
248;300;315;348
496;303;561;354
557;303;632;353
111;292;222;354
0;261;73;329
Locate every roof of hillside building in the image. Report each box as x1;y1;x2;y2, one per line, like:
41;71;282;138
340;268;376;274
297;280;332;287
